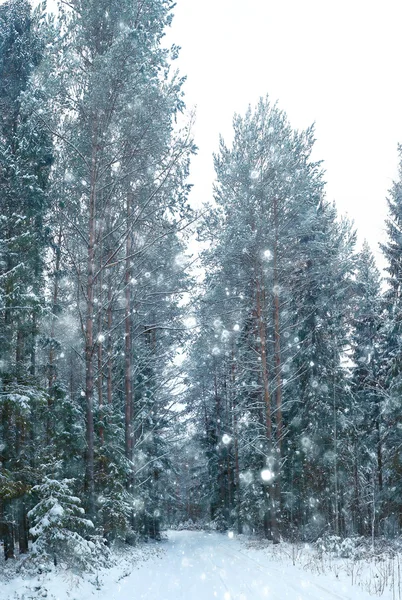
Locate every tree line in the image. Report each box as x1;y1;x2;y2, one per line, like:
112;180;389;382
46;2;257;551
0;0;195;566
185;99;402;545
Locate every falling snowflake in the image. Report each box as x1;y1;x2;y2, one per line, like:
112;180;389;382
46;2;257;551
261;469;274;482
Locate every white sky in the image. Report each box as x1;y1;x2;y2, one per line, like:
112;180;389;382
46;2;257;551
166;0;402;267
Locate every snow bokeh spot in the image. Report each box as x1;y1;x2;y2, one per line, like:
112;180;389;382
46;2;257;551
261;469;274;482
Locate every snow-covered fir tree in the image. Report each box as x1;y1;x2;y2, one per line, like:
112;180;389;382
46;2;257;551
28;475;103;569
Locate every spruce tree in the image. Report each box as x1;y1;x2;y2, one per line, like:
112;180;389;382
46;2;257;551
380;146;402;532
0;0;51;558
350;242;384;535
28;475;101;569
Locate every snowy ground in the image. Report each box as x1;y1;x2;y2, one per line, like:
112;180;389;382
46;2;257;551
2;531;400;599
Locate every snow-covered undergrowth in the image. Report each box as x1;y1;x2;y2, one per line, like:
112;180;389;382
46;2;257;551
243;535;402;599
0;541;166;600
2;531;402;599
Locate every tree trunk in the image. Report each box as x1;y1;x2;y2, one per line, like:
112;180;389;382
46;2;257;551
18;500;28;554
376;417;383;491
30;313;37;377
3;522;15;560
232;388;242;533
15;326;23;380
98;256;104;445
333;370;339;536
125;197;133;479
107;262;113;406
273;197;283;452
84;146;97;518
256;275;272;441
353;440;362;535
272;197;282;542
256;272;279;542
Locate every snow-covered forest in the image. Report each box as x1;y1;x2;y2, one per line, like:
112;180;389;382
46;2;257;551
1;0;402;597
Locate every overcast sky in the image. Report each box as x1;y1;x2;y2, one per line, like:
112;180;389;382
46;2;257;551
166;0;402;267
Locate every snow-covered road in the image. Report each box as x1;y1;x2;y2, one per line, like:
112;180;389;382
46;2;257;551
101;530;377;600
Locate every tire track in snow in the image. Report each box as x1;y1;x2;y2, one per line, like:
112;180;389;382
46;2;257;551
208;538;287;600
205;550;240;600
215;538;349;600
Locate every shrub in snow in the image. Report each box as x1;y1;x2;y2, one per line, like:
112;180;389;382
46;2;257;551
177;519;194;531
316;535;341;556
28;477;106;570
315;535;363;559
175;519;209;531
97;485;133;543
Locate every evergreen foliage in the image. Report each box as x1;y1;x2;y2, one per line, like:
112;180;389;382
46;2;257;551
28;476;102;569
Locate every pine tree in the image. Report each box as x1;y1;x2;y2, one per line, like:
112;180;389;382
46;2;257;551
188;97;345;541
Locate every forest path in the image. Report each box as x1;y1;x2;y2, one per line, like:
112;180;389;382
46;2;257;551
101;530;376;600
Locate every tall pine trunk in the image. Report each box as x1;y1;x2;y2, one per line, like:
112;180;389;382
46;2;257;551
256;272;278;542
272;197;282;542
84;140;97;518
125;198;133;480
231;355;242;534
